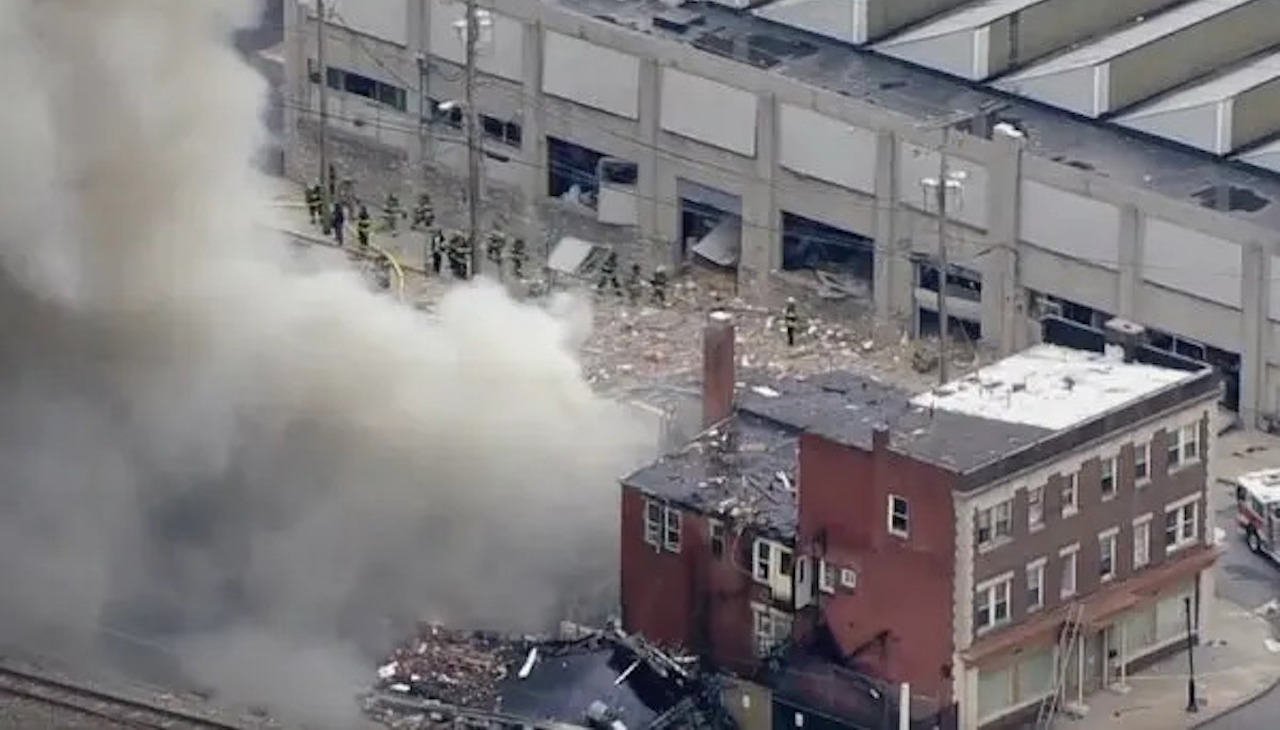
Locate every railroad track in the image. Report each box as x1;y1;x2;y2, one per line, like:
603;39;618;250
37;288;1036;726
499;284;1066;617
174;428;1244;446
0;663;252;729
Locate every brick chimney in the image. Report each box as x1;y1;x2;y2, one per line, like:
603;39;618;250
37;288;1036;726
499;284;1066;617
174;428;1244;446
702;311;736;428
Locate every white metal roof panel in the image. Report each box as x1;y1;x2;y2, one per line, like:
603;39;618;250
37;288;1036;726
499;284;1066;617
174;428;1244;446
1116;51;1280;154
876;0;1043;44
998;0;1255;81
752;0;862;45
1237;137;1280;174
1124;51;1280;116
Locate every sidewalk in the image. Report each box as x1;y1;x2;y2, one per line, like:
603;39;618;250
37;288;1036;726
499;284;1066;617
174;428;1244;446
1061;596;1280;729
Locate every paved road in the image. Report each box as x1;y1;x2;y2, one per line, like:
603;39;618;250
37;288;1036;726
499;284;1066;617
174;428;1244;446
1201;494;1280;729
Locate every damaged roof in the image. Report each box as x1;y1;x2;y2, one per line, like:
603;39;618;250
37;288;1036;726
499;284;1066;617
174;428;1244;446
622;411;800;538
371;626;709;729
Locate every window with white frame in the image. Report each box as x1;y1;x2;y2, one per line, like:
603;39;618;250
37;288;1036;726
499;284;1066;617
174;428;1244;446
1133;515;1152;569
976;499;1014;549
1164;498;1199;552
1061;473;1078;517
1134;441;1150;485
751;603;793;658
709;519;725;558
1098;529;1118;581
840;567;858;589
1028;486;1044;530
1100;456;1117;500
752;538;792;585
753;539;772;582
1060;545;1078;598
818;560;836;594
644;500;662;546
975;574;1012;632
644;500;682;553
1167;423;1200;471
1026;559;1045;612
889;495;910;537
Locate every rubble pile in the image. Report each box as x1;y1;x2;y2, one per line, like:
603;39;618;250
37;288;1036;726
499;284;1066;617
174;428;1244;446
375;625;525;710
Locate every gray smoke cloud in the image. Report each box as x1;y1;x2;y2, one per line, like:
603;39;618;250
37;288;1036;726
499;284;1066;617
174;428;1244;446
0;0;655;725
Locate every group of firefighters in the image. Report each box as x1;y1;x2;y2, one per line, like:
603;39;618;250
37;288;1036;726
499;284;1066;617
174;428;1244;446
303;177;805;344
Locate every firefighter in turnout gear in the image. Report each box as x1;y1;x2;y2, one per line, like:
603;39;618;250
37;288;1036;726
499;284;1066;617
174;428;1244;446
509;237;528;279
383;193;402;234
411;193;434;230
428;227;445;276
449;231;472;279
624;263;643;305
783;297;800;347
356;204;372;248
650;266;668;306
305;184;321;225
596;250;621;296
486;230;507;274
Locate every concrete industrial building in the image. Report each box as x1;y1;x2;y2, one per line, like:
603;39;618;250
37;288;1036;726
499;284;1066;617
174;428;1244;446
618;313;1221;729
283;0;1280;426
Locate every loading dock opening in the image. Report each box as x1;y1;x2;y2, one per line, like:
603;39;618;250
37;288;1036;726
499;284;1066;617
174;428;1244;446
780;212;875;297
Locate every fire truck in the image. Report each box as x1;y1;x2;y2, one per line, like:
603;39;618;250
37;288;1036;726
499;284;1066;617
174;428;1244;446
1235;468;1280;560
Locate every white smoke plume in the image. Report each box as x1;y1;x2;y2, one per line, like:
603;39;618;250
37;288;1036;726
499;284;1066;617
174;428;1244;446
0;0;655;725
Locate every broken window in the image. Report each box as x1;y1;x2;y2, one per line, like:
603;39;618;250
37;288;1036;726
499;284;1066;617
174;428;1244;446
600;159;637;186
480;114;521;147
663;507;682;553
323;66;406;112
752;539;771;582
888;495;909;537
643;500;662;547
751;604;793;658
709;519;725;558
547;136;604;204
780;212;874;285
818;560;836;594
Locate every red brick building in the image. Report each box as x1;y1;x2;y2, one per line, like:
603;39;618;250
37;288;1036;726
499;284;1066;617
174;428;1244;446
619;315;1221;730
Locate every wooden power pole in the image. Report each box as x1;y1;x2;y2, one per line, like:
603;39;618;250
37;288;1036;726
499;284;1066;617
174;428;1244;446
316;0;330;210
463;0;483;274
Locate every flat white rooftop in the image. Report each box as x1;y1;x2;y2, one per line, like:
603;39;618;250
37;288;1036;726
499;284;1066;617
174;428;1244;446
911;344;1198;431
998;0;1253;81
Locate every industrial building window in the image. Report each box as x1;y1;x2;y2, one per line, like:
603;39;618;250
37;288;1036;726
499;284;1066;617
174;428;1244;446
480;114;522;147
1026;559;1045;612
709;519;725;558
888;495;909;538
322;66;407;112
1164;498;1199;552
1134;442;1150;485
643;499;681;553
1098;528;1118;581
1027;487;1044;531
975;574;1012;632
1100;456;1117;500
976;500;1013;549
1167;423;1200;471
1059;544;1079;598
1061;473;1078;518
1133;514;1152;569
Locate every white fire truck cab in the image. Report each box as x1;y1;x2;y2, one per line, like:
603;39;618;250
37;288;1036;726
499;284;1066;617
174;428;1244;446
1235;468;1280;559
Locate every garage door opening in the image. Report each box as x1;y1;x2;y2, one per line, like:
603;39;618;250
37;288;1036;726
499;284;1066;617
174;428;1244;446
914;258;981;343
781;212;874;297
678;179;741;269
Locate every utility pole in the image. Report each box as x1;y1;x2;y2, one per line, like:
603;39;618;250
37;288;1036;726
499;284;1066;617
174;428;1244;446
464;0;483;275
930;127;956;385
316;0;330;211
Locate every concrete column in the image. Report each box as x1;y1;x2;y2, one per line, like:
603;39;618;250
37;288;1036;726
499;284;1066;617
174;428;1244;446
980;133;1022;355
873;131;907;321
1117;205;1142;320
407;0;429;176
739;92;778;298
636;59;664;267
520;21;546;201
282;0;307;180
1240;245;1269;428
